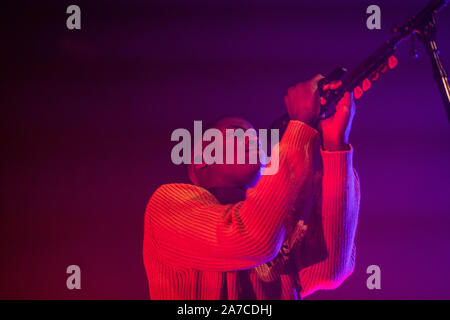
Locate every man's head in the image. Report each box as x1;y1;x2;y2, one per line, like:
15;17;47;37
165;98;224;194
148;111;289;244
188;116;263;190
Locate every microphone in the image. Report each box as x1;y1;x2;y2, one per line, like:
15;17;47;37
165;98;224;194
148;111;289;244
271;0;450;132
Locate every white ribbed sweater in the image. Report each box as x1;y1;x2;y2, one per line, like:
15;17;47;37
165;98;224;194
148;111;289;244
143;121;360;299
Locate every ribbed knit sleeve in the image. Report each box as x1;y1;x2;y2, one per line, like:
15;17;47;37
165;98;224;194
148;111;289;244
298;145;360;297
144;121;319;272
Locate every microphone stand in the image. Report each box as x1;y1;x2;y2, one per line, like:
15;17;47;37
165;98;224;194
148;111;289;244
416;14;450;122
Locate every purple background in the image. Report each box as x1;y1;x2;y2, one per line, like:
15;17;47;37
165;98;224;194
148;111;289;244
1;0;449;299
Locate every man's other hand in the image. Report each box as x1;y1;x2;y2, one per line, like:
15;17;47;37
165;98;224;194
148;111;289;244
318;89;356;152
284;74;325;127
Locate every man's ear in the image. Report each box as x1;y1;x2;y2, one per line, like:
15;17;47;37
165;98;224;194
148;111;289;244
187;161;207;186
189;140;208;184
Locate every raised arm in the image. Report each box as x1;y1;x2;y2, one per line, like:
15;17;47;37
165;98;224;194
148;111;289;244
298;147;360;297
297;85;360;297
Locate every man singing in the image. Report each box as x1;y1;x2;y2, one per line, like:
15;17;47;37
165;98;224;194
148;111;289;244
143;74;360;299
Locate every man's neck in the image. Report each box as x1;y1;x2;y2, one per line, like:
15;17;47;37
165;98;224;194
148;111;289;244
207;186;246;205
